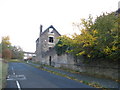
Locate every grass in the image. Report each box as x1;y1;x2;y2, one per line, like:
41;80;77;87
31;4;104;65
27;63;105;88
59;67;120;83
40;65;120;83
8;59;25;63
0;59;8;89
35;63;117;81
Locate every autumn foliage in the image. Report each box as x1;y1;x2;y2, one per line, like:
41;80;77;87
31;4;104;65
2;49;12;59
55;10;119;62
1;36;24;60
1;36;12;59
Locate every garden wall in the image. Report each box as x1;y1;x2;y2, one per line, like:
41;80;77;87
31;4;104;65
36;48;119;80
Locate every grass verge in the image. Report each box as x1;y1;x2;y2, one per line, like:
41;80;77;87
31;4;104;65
31;62;120;83
8;59;25;63
31;61;119;83
27;63;107;88
0;59;8;89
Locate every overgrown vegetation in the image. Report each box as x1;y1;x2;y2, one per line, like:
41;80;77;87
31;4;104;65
1;36;24;60
55;40;69;56
55;10;120;63
0;60;8;89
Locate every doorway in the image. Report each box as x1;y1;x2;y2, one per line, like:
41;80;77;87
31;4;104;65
49;56;52;66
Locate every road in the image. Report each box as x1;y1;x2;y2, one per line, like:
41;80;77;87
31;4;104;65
6;62;94;89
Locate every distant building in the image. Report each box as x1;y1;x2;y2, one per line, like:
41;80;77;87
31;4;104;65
23;51;36;60
35;25;61;62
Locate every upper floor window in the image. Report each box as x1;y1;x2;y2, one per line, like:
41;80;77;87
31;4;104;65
49;28;53;33
49;37;54;43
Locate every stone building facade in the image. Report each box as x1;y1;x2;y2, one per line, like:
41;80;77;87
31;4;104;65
35;25;61;64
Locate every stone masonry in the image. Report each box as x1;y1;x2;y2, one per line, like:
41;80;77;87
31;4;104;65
35;25;61;64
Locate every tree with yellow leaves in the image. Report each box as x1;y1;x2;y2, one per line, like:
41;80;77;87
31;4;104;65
55;10;119;62
1;36;12;59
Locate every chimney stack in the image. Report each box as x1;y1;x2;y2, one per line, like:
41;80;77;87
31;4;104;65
40;25;43;35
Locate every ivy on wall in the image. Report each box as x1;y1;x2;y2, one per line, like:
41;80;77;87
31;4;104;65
55;40;68;56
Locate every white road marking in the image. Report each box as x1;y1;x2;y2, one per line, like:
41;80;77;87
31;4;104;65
16;81;21;90
7;78;15;80
9;66;23;89
12;67;16;75
7;75;10;78
12;67;14;71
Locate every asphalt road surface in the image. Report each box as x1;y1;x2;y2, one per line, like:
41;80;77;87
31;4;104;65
6;62;94;89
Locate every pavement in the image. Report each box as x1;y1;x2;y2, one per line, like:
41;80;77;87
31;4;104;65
28;62;120;88
6;62;95;88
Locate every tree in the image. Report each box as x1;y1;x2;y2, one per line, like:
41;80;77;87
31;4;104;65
55;38;69;56
2;49;12;59
93;12;119;61
11;46;24;59
1;36;24;59
58;16;97;59
1;36;12;59
1;36;11;49
56;10;119;62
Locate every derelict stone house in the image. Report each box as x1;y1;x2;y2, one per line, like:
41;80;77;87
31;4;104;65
35;25;61;64
34;25;118;80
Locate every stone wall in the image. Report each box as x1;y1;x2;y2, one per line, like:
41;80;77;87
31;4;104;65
37;48;119;80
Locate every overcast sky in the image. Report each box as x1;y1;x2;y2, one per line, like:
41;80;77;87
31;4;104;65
0;0;119;52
